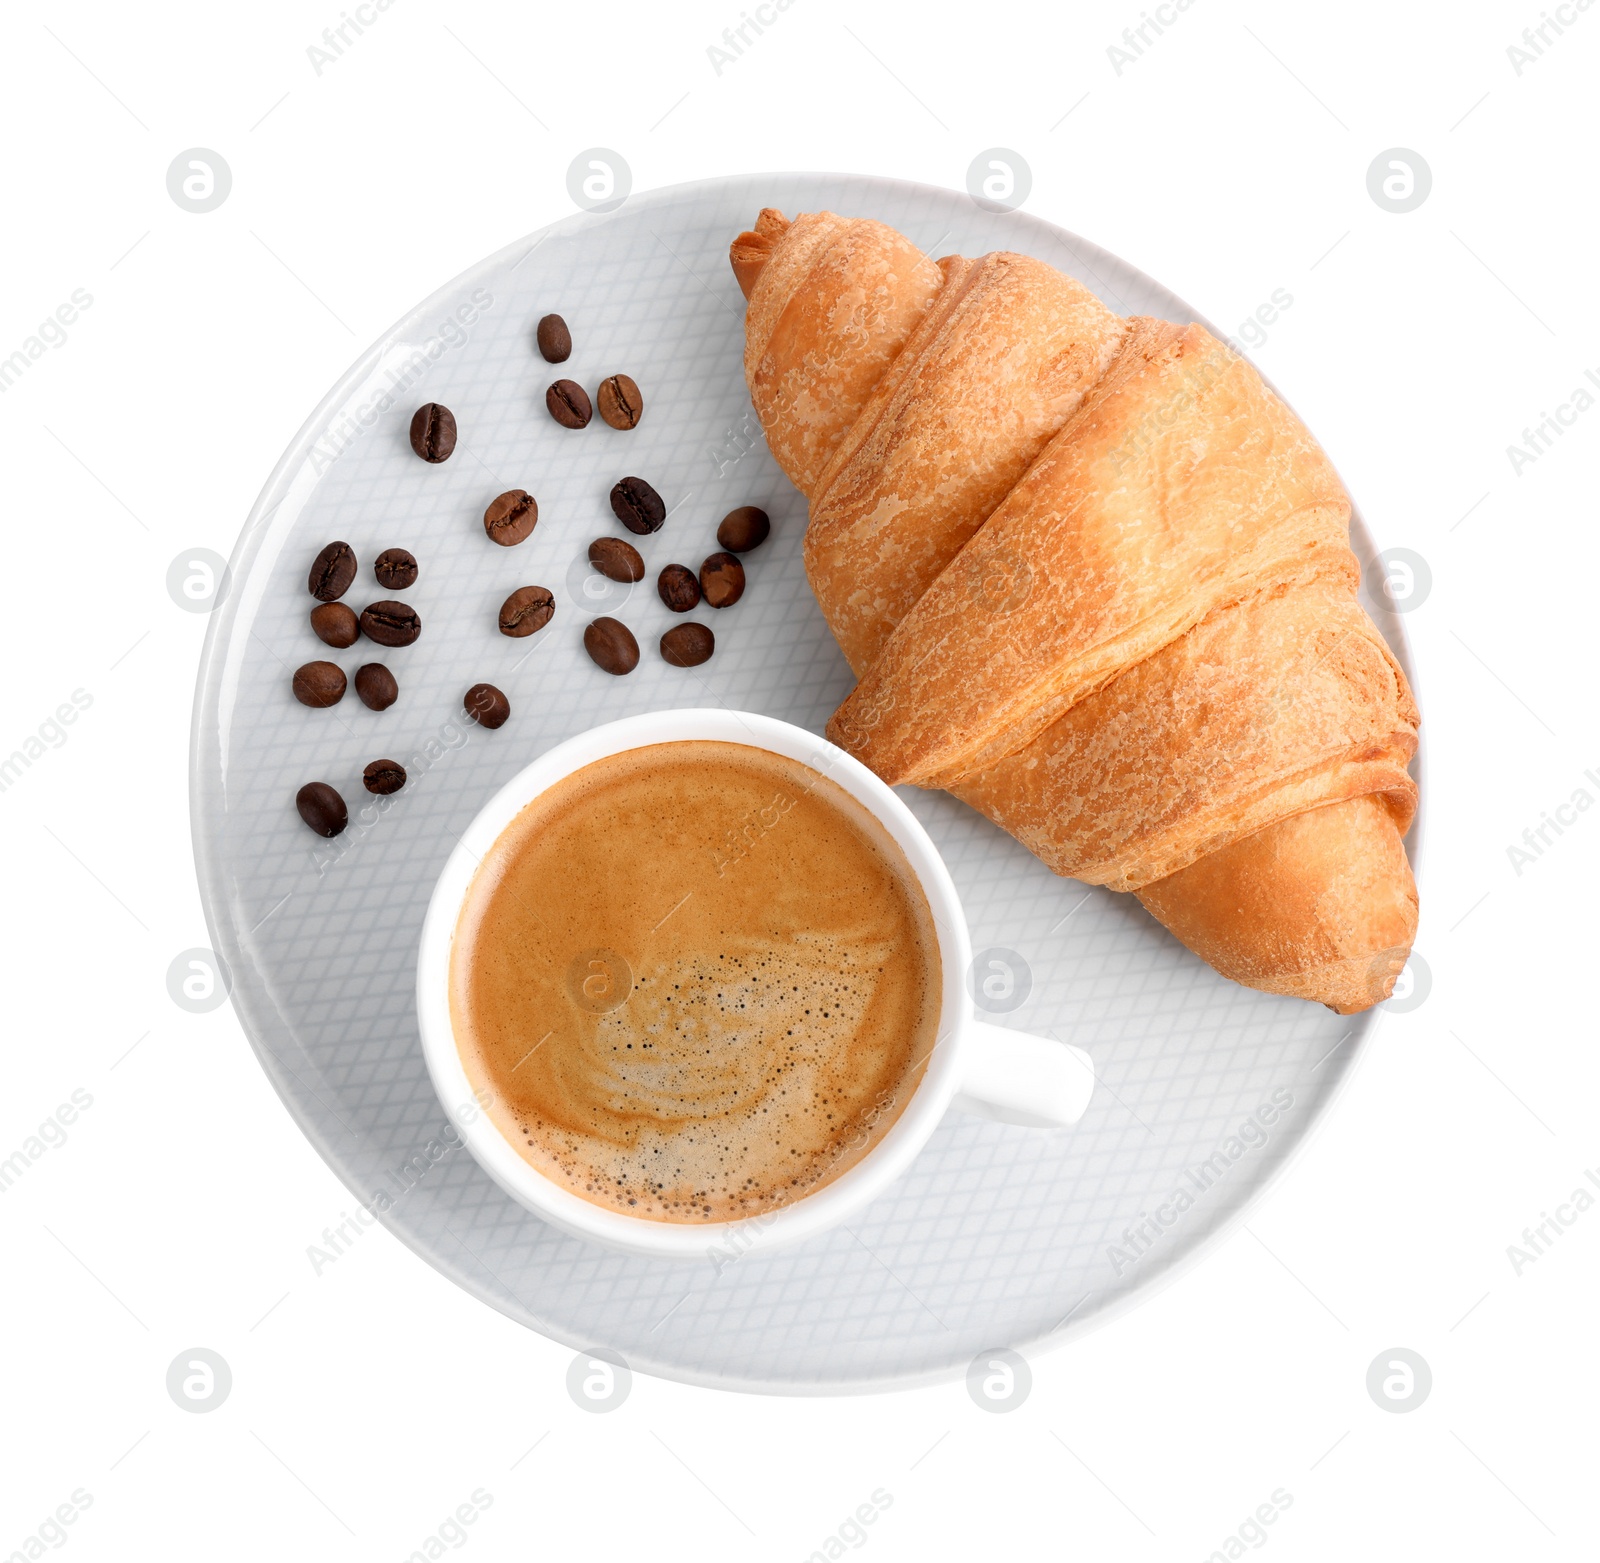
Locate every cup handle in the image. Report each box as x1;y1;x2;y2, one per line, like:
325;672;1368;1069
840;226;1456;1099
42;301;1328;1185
951;1020;1094;1128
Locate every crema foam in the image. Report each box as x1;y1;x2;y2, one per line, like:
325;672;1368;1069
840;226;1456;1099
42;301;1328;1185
449;741;941;1223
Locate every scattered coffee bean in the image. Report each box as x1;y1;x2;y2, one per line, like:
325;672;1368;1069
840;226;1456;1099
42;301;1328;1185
589;536;645;583
409;403;457;462
373;547;418;590
292;661;347;708
610;476;666;535
296;781;348;837
354;663;398;711
310;601;360;649
308;541;357;601
584;617;640;675
546;379;592;429
464;682;510;729
536;313;572;363
499;585;556;638
597;374;643;430
717;505;771;553
363;759;407;796
484;489;539;547
657;563;701;612
359;601;421;647
699;551;746;608
661;622;715;667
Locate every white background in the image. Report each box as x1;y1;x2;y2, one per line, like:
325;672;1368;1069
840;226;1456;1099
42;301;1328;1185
1;0;1595;1558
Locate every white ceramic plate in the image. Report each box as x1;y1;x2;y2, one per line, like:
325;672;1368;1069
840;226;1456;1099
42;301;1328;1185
191;172;1421;1393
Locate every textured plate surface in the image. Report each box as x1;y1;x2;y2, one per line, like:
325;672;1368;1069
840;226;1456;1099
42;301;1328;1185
192;172;1419;1393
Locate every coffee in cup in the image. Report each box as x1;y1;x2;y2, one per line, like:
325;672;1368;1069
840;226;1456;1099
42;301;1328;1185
449;740;942;1223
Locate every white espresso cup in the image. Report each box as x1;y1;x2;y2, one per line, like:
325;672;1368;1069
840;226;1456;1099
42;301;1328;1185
417;709;1094;1262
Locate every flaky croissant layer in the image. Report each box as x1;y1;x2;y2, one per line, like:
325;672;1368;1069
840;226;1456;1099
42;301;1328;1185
731;208;1418;1013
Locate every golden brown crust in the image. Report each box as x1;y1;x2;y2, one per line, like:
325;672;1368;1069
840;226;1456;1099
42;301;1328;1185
1136;795;1418;1014
729;207;791;299
729;208;1420;1013
950;571;1418;890
741;213;942;496
827;323;1356;788
803;251;1126;674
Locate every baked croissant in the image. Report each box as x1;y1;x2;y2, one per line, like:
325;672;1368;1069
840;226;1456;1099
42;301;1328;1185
730;208;1419;1014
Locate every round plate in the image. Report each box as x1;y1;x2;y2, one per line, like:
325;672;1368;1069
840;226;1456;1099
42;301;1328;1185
192;172;1421;1393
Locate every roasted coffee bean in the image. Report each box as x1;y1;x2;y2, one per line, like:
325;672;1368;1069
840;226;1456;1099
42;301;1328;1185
464;682;511;729
308;541;357;601
354;663;398;711
657;563;701;612
536;313;572;363
597;374;643;430
588;536;645;583
409;403;457;462
359;600;421;647
292;660;347;708
717;505;771;553
609;475;665;535
660;622;714;667
546;379;592;429
363;759;407;796
310;601;360;649
499;585;556;638
373;547;418;589
584;617;639;675
699;551;746;608
296;781;348;837
484;489;539;547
